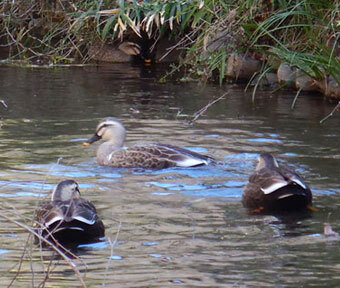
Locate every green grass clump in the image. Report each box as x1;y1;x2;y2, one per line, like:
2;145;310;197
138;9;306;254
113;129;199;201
1;0;339;89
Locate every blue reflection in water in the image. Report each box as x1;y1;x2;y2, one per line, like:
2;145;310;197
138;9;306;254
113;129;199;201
283;152;298;156
69;138;88;142
143;241;159;246
78;240;107;249
0;249;10;255
149;182;204;191
152;166;230;178
204;134;220;138
145;153;252;198
181;187;241;198
312;188;336;195
0;179;53;190
149;253;162;258
0;192;46;198
149;180;244;198
110;255;123;260
248;138;282;143
182;146;208;153
152;192;173;196
225;153;258;160
171;280;184;284
268;133;280;137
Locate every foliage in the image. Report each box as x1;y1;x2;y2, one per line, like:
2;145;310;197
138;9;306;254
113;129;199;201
0;0;339;88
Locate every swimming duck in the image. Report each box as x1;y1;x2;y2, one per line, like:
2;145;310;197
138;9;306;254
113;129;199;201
83;117;214;169
35;180;105;246
242;153;313;213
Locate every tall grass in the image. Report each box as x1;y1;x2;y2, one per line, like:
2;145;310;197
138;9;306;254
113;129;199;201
1;0;339;88
243;0;340;79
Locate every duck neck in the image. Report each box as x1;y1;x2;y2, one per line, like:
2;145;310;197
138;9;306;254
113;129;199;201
96;141;121;165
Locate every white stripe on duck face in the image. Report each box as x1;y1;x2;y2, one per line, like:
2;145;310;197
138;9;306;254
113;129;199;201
97;120;119;132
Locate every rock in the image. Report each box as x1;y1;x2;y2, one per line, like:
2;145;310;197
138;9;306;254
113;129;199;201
277;62;296;88
295;69;319;91
316;75;340;99
251;72;278;87
226;53;261;80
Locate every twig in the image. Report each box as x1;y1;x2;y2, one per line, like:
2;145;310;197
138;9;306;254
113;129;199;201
0;209;87;288
102;213;122;287
291;87;302;110
320;100;340;124
188;92;227;124
7;232;32;288
158;28;201;62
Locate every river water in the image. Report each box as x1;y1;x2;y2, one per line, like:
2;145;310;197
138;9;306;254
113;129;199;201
0;64;340;287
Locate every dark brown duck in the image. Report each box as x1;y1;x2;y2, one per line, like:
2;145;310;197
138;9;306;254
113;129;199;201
35;180;105;247
242;153;313;213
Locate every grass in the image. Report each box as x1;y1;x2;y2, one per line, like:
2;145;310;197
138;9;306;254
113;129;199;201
0;0;339;93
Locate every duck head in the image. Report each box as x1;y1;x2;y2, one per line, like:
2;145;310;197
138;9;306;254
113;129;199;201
51;180;80;202
256;153;279;171
83;117;126;147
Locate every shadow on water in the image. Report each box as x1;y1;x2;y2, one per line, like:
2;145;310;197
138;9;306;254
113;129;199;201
0;64;340;287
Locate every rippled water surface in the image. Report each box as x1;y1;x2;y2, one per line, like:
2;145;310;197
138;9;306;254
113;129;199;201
0;65;340;287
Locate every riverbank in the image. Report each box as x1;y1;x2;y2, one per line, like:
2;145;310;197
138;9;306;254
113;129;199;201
1;0;339;98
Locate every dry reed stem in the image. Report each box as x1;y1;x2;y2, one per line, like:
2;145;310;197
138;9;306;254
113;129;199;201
0;207;87;288
188;92;227;124
320;100;340;124
102;215;122;287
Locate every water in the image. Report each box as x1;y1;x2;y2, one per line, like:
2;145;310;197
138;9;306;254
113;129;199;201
0;64;340;287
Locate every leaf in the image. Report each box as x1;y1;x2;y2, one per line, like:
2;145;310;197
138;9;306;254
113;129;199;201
101;15;117;39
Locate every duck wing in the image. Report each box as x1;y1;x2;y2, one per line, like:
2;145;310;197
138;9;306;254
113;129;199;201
105;143;213;168
280;166;309;190
36;199;104;233
132;143;213;167
247;166;311;199
248;168;289;195
36;201;65;229
70;198;100;225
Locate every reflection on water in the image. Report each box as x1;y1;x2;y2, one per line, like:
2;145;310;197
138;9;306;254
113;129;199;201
0;65;340;287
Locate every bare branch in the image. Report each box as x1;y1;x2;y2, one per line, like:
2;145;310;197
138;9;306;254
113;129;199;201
188;92;227;124
0;208;87;288
320;100;340;124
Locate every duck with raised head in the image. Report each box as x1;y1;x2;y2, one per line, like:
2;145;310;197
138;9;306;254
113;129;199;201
35;180;105;246
242;153;313;213
83;117;214;169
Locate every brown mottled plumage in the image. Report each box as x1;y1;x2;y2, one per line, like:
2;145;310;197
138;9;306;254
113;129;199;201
242;153;313;213
83;117;214;169
35;180;105;247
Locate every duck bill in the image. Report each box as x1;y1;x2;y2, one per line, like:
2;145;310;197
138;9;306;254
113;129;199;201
83;134;101;146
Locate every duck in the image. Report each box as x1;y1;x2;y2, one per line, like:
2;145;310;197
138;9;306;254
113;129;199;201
82;117;214;169
242;153;313;213
34;180;105;247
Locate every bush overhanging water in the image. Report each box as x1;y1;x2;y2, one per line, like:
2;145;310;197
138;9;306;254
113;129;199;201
1;0;339;94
